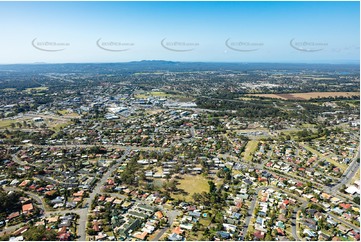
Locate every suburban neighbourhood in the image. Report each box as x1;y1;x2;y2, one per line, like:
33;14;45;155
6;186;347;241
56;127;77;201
0;62;359;241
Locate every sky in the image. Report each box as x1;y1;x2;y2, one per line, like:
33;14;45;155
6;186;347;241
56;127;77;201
0;1;359;64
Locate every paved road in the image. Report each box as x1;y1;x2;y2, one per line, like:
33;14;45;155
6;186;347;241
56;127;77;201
328;213;360;231
291;209;299;241
291;201;308;241
4;140;359;241
242;185;311;241
11;154;29;167
153;227;168;241
333;146;360;192
264;167;351;204
152;209;180;241
0;223;23;237
242;186;268;239
11;152;43;168
30;144;169;152
77;147;131;241
189;126;195;137
5;146;159;241
25;113;77;121
1;187;47;237
3;186;46;212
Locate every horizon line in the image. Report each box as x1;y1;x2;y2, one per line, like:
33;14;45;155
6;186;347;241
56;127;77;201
0;60;360;66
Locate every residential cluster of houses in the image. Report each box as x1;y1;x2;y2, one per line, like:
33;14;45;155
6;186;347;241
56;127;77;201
255;140;356;186
4;194;37;226
345;180;361;196
167;203;205;241
1;146;127;210
310;131;358;165
44;214;76;241
88;194;167;241
301;207;360;241
252;188;297;241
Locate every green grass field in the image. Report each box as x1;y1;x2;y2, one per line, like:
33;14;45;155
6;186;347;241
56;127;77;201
134;93;149;99
57;110;69;115
199;216;212;227
24;86;48;93
150;91;168;97
50;121;72;132
172;175;209;202
134;91;169;99
243;140;259;162
0;119;17;129
57;110;79;117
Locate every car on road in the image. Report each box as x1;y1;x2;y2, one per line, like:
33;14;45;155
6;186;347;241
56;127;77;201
0;220;5;228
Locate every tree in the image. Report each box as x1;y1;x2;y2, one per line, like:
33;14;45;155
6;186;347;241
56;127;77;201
23;226;57;241
214;211;224;224
208;181;216;194
265;232;273;241
87;228;97;236
0;190;22;212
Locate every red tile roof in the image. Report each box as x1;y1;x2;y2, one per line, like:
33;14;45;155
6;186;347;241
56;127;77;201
339;203;352;210
22;203;34;213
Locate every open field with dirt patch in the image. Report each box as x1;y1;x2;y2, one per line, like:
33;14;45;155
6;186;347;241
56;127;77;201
246;92;359;100
172;175;209;201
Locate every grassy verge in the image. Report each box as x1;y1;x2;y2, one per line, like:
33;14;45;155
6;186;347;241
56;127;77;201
351;168;360;184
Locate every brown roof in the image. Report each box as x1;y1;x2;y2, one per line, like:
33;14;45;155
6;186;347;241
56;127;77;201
22;203;34;213
93;223;100;232
13;226;29;236
134;231;148;240
254;230;265;239
339;203;352;210
172;227;184;235
155;211;163;219
73;190;84;197
45;190;57;196
7;211;20;220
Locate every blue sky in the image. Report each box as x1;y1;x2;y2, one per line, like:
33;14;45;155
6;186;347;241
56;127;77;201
0;1;359;64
